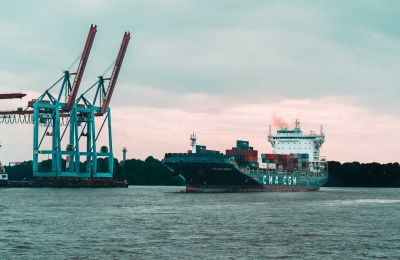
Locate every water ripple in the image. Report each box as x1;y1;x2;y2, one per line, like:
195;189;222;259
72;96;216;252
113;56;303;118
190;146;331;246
0;187;399;259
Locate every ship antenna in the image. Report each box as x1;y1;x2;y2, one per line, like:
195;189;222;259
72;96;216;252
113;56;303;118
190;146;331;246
294;119;300;131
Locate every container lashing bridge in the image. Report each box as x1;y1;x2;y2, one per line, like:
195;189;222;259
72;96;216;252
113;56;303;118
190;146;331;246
0;25;130;180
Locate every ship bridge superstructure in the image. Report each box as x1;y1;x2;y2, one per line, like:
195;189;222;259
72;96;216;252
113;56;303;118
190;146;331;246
268;119;325;171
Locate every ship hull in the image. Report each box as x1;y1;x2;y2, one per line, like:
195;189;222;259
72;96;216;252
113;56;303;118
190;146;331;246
163;155;327;193
0;174;8;187
0;180;8;187
6;178;128;188
185;184;319;193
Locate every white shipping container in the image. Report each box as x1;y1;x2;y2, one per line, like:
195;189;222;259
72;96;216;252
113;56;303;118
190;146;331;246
267;163;277;170
259;162;267;169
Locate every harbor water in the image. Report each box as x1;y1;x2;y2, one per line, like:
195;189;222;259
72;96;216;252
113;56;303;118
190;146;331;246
0;187;399;259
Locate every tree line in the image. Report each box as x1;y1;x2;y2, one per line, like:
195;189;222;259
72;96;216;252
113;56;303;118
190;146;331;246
325;161;400;187
4;159;400;187
5;157;185;186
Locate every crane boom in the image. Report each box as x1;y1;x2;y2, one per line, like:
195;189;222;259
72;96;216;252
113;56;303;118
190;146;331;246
65;24;97;110
99;32;130;115
0;93;26;99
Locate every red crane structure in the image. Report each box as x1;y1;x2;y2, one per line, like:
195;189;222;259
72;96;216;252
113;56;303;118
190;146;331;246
73;31;131;176
65;25;97;111
99;32;130;115
0;93;26;99
0;93;31;124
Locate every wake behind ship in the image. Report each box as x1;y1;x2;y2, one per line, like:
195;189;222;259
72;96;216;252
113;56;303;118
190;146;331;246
163;120;328;192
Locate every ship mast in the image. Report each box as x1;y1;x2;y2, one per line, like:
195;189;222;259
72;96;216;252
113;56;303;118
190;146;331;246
294;119;301;131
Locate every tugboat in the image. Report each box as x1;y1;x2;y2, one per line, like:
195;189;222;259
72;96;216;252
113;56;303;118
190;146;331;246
0;162;8;187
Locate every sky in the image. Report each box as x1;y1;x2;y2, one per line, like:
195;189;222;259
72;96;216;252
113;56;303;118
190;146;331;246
0;0;400;163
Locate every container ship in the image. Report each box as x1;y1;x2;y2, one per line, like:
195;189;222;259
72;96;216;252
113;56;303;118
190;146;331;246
163;120;328;192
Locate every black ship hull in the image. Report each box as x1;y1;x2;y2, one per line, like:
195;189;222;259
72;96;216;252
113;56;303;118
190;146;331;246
0;180;8;187
164;153;327;192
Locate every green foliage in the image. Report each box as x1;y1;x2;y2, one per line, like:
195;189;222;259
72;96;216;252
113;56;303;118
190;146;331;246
325;161;400;187
5;159;399;187
5;157;185;186
114;156;185;186
4;161;33;181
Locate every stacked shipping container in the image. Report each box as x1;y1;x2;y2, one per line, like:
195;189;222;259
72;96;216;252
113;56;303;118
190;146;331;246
185;140;310;172
261;153;309;171
226;140;259;168
187;145;221;155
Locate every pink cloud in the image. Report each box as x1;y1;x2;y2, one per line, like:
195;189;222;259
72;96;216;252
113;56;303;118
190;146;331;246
1;95;399;164
111;96;400;163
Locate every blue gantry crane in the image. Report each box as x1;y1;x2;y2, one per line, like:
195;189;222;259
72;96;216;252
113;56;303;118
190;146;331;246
1;25;130;184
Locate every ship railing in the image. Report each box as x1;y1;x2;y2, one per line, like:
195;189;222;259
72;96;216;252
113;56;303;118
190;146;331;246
164;153;230;164
165;152;224;157
243;168;328;178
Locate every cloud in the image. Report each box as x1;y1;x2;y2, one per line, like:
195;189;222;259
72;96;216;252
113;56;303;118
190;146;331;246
0;1;399;164
109;96;400;163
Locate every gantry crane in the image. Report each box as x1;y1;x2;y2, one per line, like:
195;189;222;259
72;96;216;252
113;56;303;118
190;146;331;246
0;93;31;123
0;25;130;182
71;31;131;178
30;25;97;178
